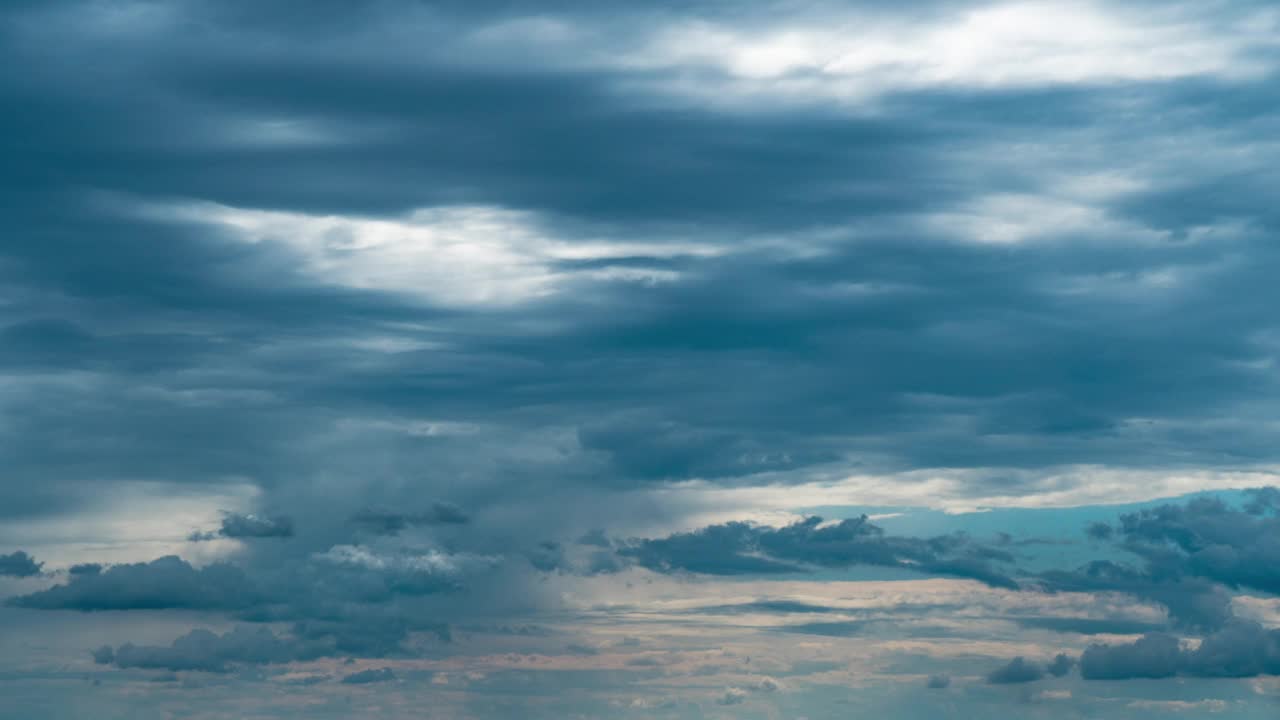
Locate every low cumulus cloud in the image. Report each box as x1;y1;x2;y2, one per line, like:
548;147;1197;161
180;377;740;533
341;667;396;684
987;657;1046;684
1041;490;1280;630
6;556;257;611
618;515;1018;588
1081;621;1280;680
0;550;42;577
92;626;331;673
6;545;469;659
987;654;1076;684
189;513;294;541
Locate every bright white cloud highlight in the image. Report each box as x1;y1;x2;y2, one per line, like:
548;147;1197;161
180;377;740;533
618;1;1279;103
141;202;723;306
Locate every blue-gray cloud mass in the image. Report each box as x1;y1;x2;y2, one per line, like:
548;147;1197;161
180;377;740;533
3;0;1280;717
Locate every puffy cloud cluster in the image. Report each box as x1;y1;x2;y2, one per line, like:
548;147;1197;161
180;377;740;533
1081;621;1280;680
7;556;257;611
5;548;465;659
987;654;1075;684
1043;490;1280;630
1113;493;1280;595
619;515;1018;587
340;667;396;684
0;551;42;577
93;626;330;673
189;513;294;542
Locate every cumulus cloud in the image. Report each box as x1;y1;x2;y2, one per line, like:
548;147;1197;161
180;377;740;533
341;667;396;684
0;550;42;577
987;656;1046;684
6;556;257;611
1117;493;1280;595
93;626;330;673
1047;653;1076;677
1081;621;1280;680
1042;491;1280;630
189;513;294;541
619;515;1018;587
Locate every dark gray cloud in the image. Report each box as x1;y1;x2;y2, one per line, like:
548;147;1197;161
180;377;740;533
1079;633;1183;680
1047;653;1075;678
7;557;257;611
340;667;396;684
1085;522;1114;541
6;547;462;660
219;513;294;539
986;657;1046;684
926;674;950;689
1115;493;1280;595
189;513;295;541
695;600;844;615
1041;491;1280;630
93;626;330;673
0;551;42;578
1081;621;1280;680
619;515;1018;587
350;503;469;535
1014;617;1166;636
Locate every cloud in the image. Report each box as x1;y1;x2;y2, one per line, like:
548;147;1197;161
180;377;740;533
1047;653;1076;677
716;687;747;705
1081;621;1280;680
987;656;1046;684
1116;493;1280;595
619;515;1018;587
6;556;257;611
5;0;1280;713
1014;617;1166;635
219;513;294;538
340;667;396;684
1040;491;1280;630
926;673;951;689
350;503;470;535
189;512;294;541
0;551;42;577
93;626;330;673
624;2;1277;103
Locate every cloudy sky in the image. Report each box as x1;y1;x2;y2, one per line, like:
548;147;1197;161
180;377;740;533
3;0;1280;717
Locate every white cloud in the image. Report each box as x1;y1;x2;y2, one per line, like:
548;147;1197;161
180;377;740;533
136;201;724;306
1127;699;1230;713
656;465;1280;516
620;1;1278;105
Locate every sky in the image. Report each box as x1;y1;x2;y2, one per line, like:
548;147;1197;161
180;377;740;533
2;0;1280;717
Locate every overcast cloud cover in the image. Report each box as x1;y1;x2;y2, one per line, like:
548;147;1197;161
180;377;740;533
3;1;1280;717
